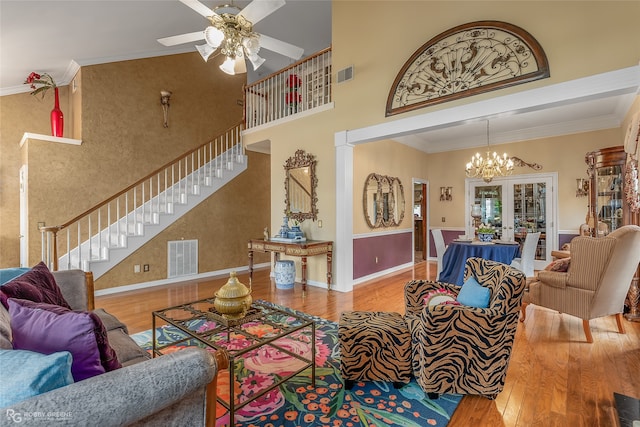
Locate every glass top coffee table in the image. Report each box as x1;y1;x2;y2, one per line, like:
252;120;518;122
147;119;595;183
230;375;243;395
152;299;316;426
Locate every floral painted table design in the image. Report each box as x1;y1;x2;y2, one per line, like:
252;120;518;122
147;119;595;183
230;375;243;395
152;299;315;426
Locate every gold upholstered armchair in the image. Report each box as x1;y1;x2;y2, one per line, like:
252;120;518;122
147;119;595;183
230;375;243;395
404;258;526;399
521;225;640;343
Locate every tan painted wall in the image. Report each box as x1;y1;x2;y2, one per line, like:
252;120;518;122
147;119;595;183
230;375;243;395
427;129;624;231
1;52;270;290
353;140;429;234
331;1;640;131
241;1;640;284
0;85;69;268
98;150;271;289
246;109;336;283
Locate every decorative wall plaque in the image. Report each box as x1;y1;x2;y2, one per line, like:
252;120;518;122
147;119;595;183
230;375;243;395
386;21;549;116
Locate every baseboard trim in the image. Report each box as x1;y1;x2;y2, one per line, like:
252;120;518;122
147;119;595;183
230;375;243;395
94;262;271;297
352;262;414;286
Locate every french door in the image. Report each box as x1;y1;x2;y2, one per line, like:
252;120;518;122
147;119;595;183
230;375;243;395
466;173;557;270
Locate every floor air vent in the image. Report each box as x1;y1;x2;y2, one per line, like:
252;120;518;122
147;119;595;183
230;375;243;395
168;239;198;278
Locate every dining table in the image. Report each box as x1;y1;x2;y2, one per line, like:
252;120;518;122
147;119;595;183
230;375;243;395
438;240;520;286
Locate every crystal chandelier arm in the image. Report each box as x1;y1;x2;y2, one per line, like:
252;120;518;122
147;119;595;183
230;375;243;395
464;122;513;182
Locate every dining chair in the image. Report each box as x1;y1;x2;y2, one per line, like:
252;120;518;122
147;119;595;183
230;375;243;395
432;229;447;281
510;232;540;277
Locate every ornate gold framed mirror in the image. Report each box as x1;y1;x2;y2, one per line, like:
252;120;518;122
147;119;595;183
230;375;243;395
363;173;405;228
284;149;318;222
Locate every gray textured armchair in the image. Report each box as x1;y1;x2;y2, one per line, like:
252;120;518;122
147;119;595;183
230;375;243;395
521;225;640;343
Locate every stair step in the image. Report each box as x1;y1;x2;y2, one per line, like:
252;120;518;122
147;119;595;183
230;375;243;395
54;152;247;276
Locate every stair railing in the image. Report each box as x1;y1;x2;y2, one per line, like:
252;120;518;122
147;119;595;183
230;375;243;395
40;123;244;271
244;47;332;129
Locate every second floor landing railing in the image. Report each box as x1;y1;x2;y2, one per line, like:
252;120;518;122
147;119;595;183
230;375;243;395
41;123;244;271
244;47;332;130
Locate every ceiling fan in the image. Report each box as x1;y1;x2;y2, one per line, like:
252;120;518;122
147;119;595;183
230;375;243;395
158;0;304;75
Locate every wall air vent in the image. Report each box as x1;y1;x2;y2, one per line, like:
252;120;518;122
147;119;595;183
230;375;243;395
168;239;198;278
336;66;354;83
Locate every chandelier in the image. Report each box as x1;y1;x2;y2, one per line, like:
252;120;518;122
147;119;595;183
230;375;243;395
195;6;265;76
465;121;514;183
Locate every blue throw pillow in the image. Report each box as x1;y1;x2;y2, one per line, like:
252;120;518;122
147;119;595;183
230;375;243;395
457;276;491;308
0;349;74;407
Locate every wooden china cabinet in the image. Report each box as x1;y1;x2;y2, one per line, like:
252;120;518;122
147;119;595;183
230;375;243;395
585;145;640;321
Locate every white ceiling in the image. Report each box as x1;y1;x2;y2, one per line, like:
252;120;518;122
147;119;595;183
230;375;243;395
2;0;638;154
0;0;332;94
394;91;637;154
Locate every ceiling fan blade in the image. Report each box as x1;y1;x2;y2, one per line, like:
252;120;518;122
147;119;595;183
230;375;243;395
258;34;304;60
158;31;205;47
179;0;214;17
239;0;286;24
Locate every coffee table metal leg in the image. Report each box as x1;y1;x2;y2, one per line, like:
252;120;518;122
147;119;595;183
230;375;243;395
229;360;235;426
312;321;316;387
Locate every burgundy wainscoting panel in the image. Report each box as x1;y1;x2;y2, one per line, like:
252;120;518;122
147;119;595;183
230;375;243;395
558;233;577;249
428;229;464;258
353;232;412;279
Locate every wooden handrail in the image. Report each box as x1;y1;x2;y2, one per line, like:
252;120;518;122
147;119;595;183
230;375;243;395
40;122;243;233
40;122;244;272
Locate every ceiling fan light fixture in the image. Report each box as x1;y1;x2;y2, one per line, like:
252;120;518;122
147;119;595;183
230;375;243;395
195;43;215;61
219;56;237;75
248;54;265;71
234;53;247;74
160;0;304;75
242;36;260;56
204;26;224;48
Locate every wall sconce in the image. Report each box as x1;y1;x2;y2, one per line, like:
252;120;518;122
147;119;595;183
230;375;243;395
440;187;453;201
576;178;589;197
160;90;172;128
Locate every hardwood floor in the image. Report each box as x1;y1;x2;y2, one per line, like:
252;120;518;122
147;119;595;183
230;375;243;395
96;262;640;427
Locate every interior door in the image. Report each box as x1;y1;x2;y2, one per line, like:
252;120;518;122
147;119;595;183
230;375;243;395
467;173;556;270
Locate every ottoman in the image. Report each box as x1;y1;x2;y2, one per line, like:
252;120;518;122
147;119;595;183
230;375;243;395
338;311;412;390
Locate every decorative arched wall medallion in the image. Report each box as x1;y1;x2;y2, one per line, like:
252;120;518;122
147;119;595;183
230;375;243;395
386;21;550;117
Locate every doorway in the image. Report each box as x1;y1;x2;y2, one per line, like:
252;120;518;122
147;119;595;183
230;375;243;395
466;172;558;270
413;180;427;262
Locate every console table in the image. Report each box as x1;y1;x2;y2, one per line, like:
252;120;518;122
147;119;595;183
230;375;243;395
248;239;333;291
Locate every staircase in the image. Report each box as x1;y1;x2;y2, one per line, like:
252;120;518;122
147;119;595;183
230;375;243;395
40;124;246;279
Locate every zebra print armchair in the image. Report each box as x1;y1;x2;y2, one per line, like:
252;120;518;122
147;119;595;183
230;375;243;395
404;257;526;399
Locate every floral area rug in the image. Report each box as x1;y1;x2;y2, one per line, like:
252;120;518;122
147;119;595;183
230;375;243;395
131;300;461;427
